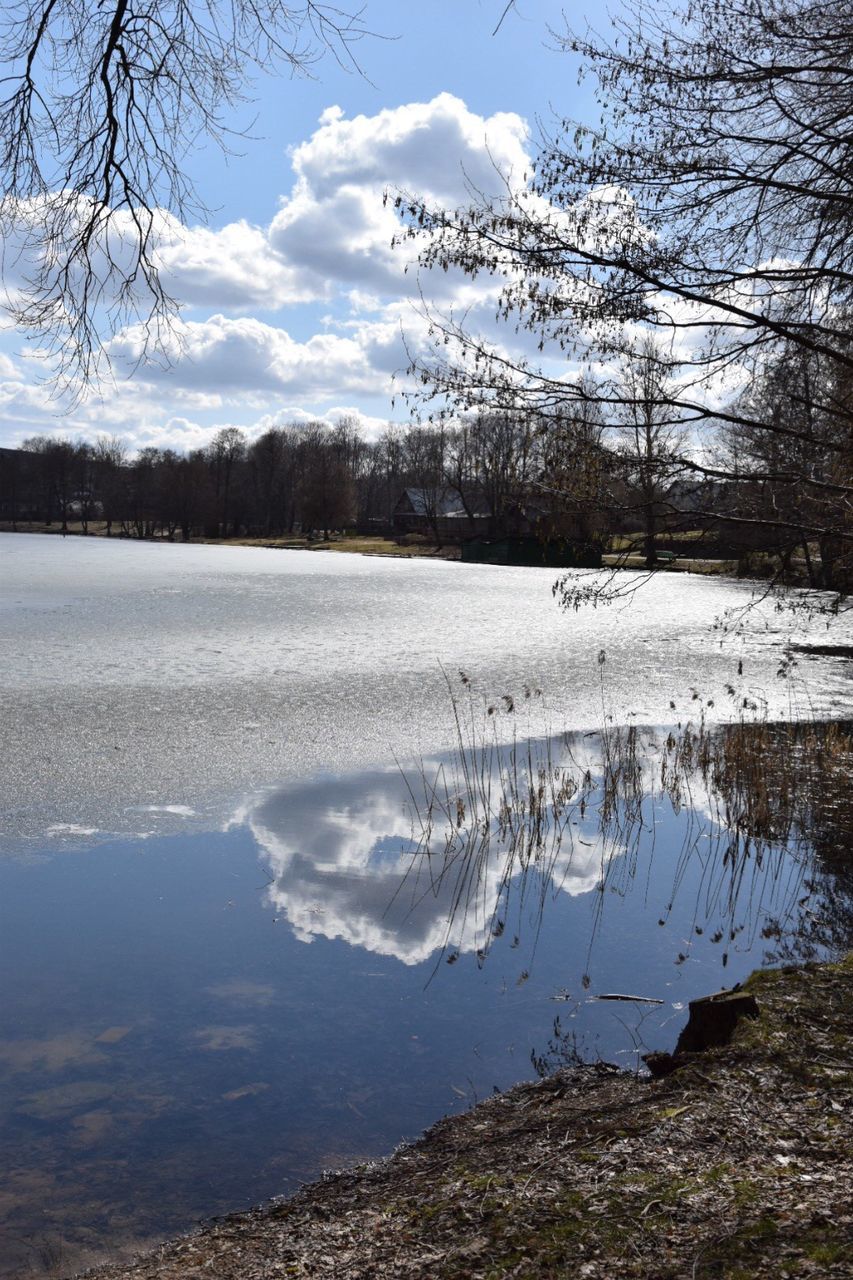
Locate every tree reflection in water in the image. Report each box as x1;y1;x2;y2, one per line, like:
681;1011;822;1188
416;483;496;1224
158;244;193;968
393;701;853;980
247;686;852;983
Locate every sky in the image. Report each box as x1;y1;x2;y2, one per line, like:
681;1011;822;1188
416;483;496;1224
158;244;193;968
0;1;613;453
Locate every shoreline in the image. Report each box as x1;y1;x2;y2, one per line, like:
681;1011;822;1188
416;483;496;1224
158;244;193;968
0;522;461;560
0;523;739;575
76;957;852;1280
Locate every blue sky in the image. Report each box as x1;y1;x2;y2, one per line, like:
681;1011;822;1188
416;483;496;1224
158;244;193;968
0;1;612;452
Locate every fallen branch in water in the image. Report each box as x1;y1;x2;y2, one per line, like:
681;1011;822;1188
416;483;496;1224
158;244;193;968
594;993;665;1004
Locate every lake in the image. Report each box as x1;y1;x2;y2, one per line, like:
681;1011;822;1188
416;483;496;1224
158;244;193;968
1;534;851;1275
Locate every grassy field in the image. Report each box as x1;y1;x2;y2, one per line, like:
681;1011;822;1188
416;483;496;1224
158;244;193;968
201;534;459;559
602;552;737;575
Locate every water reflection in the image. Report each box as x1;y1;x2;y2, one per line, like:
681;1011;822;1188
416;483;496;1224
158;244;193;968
242;717;853;978
1;719;850;1276
240;764;605;967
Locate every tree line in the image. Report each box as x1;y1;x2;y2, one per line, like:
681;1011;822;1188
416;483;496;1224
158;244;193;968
3;379;838;582
0;414;610;545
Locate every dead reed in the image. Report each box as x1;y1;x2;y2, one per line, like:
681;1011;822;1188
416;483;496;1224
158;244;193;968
396;669;852;975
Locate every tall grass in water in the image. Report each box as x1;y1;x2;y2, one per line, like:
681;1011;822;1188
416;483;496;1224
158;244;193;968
396;668;591;970
397;670;853;974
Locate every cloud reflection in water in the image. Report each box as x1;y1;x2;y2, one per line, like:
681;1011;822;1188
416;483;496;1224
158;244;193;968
236;718;853;974
237;746;613;966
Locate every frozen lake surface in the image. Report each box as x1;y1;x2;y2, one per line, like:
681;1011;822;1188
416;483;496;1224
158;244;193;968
0;534;851;1275
1;534;850;845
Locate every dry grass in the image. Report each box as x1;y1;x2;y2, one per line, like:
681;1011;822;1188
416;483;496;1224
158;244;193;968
214;534;460;559
396;676;852;975
602;552;737;574
319;537;457;558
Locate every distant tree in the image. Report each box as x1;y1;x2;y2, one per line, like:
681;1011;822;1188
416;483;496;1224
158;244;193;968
123;446;162;537
720;343;852;586
536;381;610;550
22;435;75;529
93;435;127;536
373;426;408;527
72;441;97;533
208;427;247;537
0;442;26;525
442;423;480;534
249;429;290;537
615;340;682;569
299;421;355;538
470;412;537;538
155;448;210;541
403;425;447;546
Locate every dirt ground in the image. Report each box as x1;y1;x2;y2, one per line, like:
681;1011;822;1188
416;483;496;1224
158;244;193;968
77;957;852;1280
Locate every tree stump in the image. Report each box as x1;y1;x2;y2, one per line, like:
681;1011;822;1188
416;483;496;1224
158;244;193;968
675;990;760;1054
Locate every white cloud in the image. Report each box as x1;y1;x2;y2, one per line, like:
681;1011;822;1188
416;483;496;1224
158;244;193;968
267;93;530;298
108;314;384;401
97;301;443;413
251;405;391;440
0;94;535;446
238;756;609;968
291;94;528;204
159;217;317;311
88;93;530;320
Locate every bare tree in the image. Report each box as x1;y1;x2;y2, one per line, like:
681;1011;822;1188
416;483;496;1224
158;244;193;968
469;411;535;537
0;2;369;388
537;380;610;551
93;434;127;535
208;425;246;536
615;339;681;569
21;433;74;527
298;420;355;538
396;0;853;597
249;428;289;536
442;423;479;534
403;424;447;546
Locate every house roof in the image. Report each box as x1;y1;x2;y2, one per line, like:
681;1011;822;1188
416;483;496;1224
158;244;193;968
395;487;483;518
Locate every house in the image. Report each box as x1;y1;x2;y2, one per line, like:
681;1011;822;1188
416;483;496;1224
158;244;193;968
391;488;490;540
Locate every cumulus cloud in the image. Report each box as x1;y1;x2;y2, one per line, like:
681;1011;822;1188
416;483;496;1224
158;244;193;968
1;95;529;331
251;404;391;440
115;415;234;453
97;300;447;412
158;217;317;311
0;94;535;446
92;93;530;322
108;313;383;401
114;405;393;454
267;93;529;298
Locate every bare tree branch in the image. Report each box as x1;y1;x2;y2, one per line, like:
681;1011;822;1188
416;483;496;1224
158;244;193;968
0;1;371;392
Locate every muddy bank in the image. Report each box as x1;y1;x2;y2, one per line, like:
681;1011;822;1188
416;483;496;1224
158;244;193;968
76;957;852;1280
